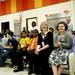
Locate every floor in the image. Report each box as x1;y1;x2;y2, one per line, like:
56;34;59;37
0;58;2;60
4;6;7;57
0;67;29;75
0;59;70;75
0;66;70;75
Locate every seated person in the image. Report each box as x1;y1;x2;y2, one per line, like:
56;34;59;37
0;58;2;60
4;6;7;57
0;35;8;66
3;31;18;67
27;29;39;75
13;31;30;72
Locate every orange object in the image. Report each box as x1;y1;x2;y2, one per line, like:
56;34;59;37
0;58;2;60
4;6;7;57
28;36;38;50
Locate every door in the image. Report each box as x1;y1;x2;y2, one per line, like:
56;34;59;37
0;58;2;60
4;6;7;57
1;22;9;35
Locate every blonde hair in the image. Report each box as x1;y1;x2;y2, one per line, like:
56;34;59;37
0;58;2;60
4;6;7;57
40;21;48;32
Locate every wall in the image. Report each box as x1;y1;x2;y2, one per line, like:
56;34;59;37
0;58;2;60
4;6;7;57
0;0;70;16
0;1;72;33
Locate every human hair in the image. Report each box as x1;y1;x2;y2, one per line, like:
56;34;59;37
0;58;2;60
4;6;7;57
40;21;48;32
20;31;27;37
7;31;14;37
32;21;36;27
72;31;75;35
33;29;39;33
49;27;54;32
56;22;68;31
21;31;27;34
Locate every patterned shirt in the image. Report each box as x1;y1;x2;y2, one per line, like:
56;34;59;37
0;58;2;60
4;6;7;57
28;36;38;50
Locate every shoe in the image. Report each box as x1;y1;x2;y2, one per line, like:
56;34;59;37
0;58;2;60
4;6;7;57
13;68;23;72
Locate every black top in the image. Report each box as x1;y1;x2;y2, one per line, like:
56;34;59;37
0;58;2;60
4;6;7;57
38;32;54;53
8;38;18;50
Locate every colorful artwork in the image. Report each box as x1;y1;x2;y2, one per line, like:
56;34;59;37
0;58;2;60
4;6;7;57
0;0;70;16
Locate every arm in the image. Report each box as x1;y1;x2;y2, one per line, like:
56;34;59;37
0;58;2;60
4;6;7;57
61;33;72;49
35;32;53;54
37;44;49;51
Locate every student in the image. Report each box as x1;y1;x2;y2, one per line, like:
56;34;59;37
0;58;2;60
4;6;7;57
13;31;30;72
2;35;8;46
3;31;18;67
0;35;8;66
27;29;39;75
49;22;72;75
69;31;75;75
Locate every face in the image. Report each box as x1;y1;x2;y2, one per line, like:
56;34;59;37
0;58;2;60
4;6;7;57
21;32;27;38
33;32;38;37
29;32;33;38
41;22;48;32
58;24;65;32
7;34;11;39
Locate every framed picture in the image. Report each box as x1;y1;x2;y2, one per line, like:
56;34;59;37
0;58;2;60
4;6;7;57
26;17;37;31
14;19;21;35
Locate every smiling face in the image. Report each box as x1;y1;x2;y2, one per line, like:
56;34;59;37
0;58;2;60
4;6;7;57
58;24;65;33
40;22;48;32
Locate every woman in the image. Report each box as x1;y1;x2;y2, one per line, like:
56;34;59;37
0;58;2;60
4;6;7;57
35;21;54;75
49;22;72;75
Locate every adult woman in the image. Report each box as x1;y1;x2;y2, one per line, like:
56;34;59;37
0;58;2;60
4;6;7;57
35;21;54;75
49;22;72;75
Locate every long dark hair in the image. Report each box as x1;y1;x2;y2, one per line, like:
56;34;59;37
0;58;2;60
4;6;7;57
56;22;68;31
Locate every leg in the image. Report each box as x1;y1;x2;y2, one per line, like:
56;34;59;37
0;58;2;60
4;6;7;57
9;50;17;67
28;52;34;74
69;52;75;75
58;66;64;75
52;65;58;75
13;50;24;72
34;54;40;75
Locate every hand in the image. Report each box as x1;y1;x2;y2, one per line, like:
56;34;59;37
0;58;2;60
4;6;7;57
35;50;39;55
22;47;26;51
18;44;21;49
27;47;30;51
35;49;40;55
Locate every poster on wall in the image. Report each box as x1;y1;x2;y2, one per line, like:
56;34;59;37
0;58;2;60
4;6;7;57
14;20;21;35
26;17;38;31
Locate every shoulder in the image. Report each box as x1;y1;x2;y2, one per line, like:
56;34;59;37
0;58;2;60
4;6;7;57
65;32;71;37
12;38;17;42
38;33;41;35
25;37;30;40
54;33;58;38
38;33;42;37
47;32;52;35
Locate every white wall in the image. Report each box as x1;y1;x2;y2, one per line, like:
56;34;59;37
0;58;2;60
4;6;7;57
0;1;71;33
